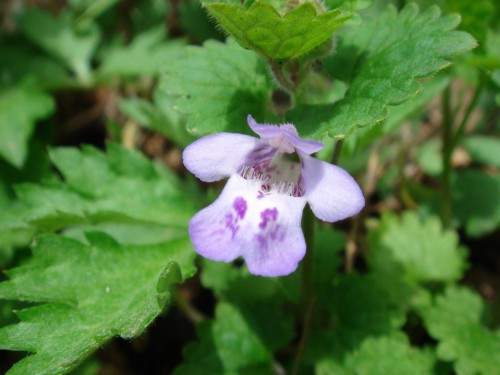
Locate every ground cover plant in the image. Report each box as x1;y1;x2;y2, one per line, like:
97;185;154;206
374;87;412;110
0;0;499;374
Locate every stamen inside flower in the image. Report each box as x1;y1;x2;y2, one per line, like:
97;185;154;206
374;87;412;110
239;147;305;197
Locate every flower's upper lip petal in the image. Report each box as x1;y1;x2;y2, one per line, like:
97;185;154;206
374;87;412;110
190;174;307;276
302;155;365;222
247;114;323;155
247;114;282;138
182;132;259;182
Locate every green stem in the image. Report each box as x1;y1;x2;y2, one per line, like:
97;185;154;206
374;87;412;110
331;139;344;165
441;85;453;229
292;206;315;375
450;76;485;150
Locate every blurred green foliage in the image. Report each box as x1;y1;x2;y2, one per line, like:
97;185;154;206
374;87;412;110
0;0;498;374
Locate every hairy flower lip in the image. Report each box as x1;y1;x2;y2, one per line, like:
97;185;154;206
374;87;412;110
182;115;365;277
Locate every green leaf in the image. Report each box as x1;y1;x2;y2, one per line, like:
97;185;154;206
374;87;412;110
200;258;300;304
0;38;72;90
344;334;435;375
0;84;54;168
313;228;345;298
119;89;195;147
17;9;100;83
98;26;185;78
313;274;405;355
15;144;199;243
205;1;352;61
420;286;500;375
463;135;500;168
288;3;477;139
0;202;35;264
162;40;272;136
368;212;467;285
452;169;500;237
174;302;293;374
0;232;196;374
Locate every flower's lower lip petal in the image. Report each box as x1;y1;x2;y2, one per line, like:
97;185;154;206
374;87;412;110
302;155;365;222
189;174;307;276
182;132;259;183
242;192;307;277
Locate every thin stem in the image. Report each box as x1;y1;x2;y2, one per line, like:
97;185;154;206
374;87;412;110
441;85;453;229
331;139;344;165
451;76;485;150
175;292;206;325
292;206;315;375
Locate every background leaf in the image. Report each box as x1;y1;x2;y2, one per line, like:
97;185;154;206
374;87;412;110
162;40;273;136
0;84;54;168
452;169;500;237
17;9;100;83
174;302;293;375
420;286;500;375
14;143;199;244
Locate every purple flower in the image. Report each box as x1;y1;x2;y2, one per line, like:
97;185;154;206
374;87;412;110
183;115;365;277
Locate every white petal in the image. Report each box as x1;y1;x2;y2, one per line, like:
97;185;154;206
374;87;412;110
189;175;307;276
302;155;365;222
183;133;259;182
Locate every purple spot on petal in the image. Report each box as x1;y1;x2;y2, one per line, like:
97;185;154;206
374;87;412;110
259;208;278;229
257;191;264;199
233;197;247;219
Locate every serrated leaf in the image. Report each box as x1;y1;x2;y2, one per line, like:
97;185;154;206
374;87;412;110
463;135;500;168
0;84;54;168
14;144;199;243
162;40;272;136
205;1;351;61
452;169;500;237
344;334;435;375
16;9;99;83
287;3;477;139
174;302;293;375
0;232;196;374
420;286;500;375
368;212;467;284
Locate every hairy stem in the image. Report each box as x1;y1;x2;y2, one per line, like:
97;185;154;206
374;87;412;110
271;61;296;93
